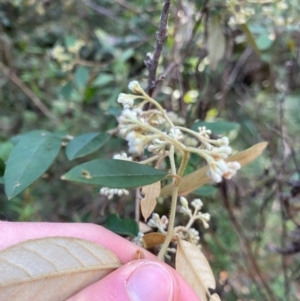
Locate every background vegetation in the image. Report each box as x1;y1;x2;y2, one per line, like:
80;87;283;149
1;0;300;300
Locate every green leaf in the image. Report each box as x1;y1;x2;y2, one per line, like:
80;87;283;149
60;82;73;99
92;73;114;87
74;66;89;89
11;130;49;146
256;33;273;51
61;159;168;188
0;141;14;161
192;121;240;134
4;131;62;199
117;48;134;63
193;185;217;197
66;132;111;160
102;214;139;236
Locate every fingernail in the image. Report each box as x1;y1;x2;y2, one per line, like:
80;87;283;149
126;262;174;301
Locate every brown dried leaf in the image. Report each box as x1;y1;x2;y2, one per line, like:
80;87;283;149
0;237;121;301
210;293;222;301
141;181;161;221
176;239;216;301
143;233;166;249
161;142;268;196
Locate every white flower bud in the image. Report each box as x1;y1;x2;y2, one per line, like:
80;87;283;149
169;128;183;141
128;81;143;94
191;198;203;210
117;93;134;109
180;197;189;209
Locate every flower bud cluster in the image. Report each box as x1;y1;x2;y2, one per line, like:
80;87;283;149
147;138;167;155
147;213;169;234
99;187;129;200
133;232;144;247
207;158;241;183
113;152;132;161
188;228;200;245
99;151;133;200
179;197;211;230
195;126;241;183
116;80;241;183
169;128;183;141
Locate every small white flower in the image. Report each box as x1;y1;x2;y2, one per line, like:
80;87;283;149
169;128;183;141
180;197;189;209
118;109;138;124
223;161;241;179
197;212;210;229
207;158;240;183
117;93;135;109
211;146;232;159
147;138;167;155
126;131;147;154
100;187;129;199
198;126;211;138
113;152;132;161
217;137;229;146
191;198;203;210
207;159;228;183
179;197;192;216
133;232;144;247
147;213;168;233
188;228;200;244
128;81;143;94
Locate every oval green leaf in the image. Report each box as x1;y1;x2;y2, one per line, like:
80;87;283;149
74;66;89;89
66;132;111;160
192;121;240;134
102;213;139;236
4;131;61;199
61;159;167;188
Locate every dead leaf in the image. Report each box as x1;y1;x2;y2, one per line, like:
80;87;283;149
143;233;167;249
176;239;216;301
161;142;268;196
210;293;222;301
0;237;121;301
141;181;161;221
138;221;152;233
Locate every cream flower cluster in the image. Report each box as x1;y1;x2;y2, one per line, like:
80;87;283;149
147;213;169;234
99;152;132;199
116;80;240;183
180;197;211;229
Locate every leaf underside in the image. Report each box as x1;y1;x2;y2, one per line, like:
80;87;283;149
161;142;268;196
176;239;216;301
0;237;121;301
140;181;161;221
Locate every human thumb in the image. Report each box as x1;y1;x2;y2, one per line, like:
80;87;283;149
67;259;180;301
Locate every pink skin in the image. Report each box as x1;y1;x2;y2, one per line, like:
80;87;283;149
0;222;200;301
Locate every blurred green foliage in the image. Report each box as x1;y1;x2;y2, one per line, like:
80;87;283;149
1;0;300;300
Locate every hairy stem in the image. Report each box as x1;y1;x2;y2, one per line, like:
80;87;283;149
158;149;189;260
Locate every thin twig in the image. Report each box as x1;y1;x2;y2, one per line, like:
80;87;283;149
82;0;146;39
145;0;171;96
0;62;60;125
